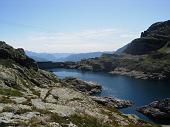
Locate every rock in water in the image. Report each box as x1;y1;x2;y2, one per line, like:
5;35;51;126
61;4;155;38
63;77;102;95
137;98;170;120
91;96;133;109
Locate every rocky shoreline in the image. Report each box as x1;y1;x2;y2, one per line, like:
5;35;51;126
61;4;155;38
90;96;133;109
62;77;134;109
109;68;167;80
137;98;170;120
38;61;170;80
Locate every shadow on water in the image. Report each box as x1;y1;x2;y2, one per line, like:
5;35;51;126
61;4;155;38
49;68;170;125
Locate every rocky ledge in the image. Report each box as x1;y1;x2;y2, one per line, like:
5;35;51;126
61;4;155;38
137;98;170;120
63;77;102;95
110;67;166;80
91;96;133;109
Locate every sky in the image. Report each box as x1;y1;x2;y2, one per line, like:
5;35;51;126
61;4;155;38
0;0;170;53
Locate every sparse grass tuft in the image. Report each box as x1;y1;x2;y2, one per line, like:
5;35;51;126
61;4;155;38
0;88;23;97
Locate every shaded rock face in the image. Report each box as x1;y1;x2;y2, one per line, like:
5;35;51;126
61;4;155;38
137;98;170;120
124;20;170;55
141;20;170;38
125;37;167;55
63;77;102;95
91;96;133;109
0;41;38;70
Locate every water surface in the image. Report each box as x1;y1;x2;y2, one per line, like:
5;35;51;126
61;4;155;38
50;68;170;124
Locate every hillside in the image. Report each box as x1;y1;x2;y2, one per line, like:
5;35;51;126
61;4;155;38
0;41;155;127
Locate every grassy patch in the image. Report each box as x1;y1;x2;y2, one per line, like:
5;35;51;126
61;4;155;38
0;88;23;97
0;59;14;68
32;108;111;127
69;114;111;127
50;113;111;127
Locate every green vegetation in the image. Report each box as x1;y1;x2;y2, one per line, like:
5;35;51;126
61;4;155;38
0;59;15;68
0;88;23;97
28;108;111;127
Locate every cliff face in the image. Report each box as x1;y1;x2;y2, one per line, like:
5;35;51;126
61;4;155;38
0;42;154;127
124;20;170;55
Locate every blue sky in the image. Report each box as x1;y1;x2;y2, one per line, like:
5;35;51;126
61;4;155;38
0;0;170;53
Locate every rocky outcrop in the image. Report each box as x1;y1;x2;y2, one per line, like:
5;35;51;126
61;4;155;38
91;96;133;109
0;41;38;70
124;20;170;55
124;37;167;55
63;77;102;95
137;98;170;120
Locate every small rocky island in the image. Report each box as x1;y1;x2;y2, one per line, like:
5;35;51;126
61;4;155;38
63;77;102;95
0;42;157;127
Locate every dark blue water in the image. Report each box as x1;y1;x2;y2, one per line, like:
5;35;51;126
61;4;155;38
50;68;170;124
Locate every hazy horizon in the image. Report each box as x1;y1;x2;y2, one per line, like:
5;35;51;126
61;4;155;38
26;50;113;54
0;0;170;53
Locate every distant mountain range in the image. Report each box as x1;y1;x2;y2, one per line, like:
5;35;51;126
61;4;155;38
26;51;113;62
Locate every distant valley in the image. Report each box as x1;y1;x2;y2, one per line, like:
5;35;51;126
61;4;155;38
26;51;113;62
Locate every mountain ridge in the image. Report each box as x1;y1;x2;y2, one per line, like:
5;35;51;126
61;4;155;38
26;50;112;62
124;20;170;55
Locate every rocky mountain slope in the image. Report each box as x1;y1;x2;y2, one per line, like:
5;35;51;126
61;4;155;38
0;41;155;127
